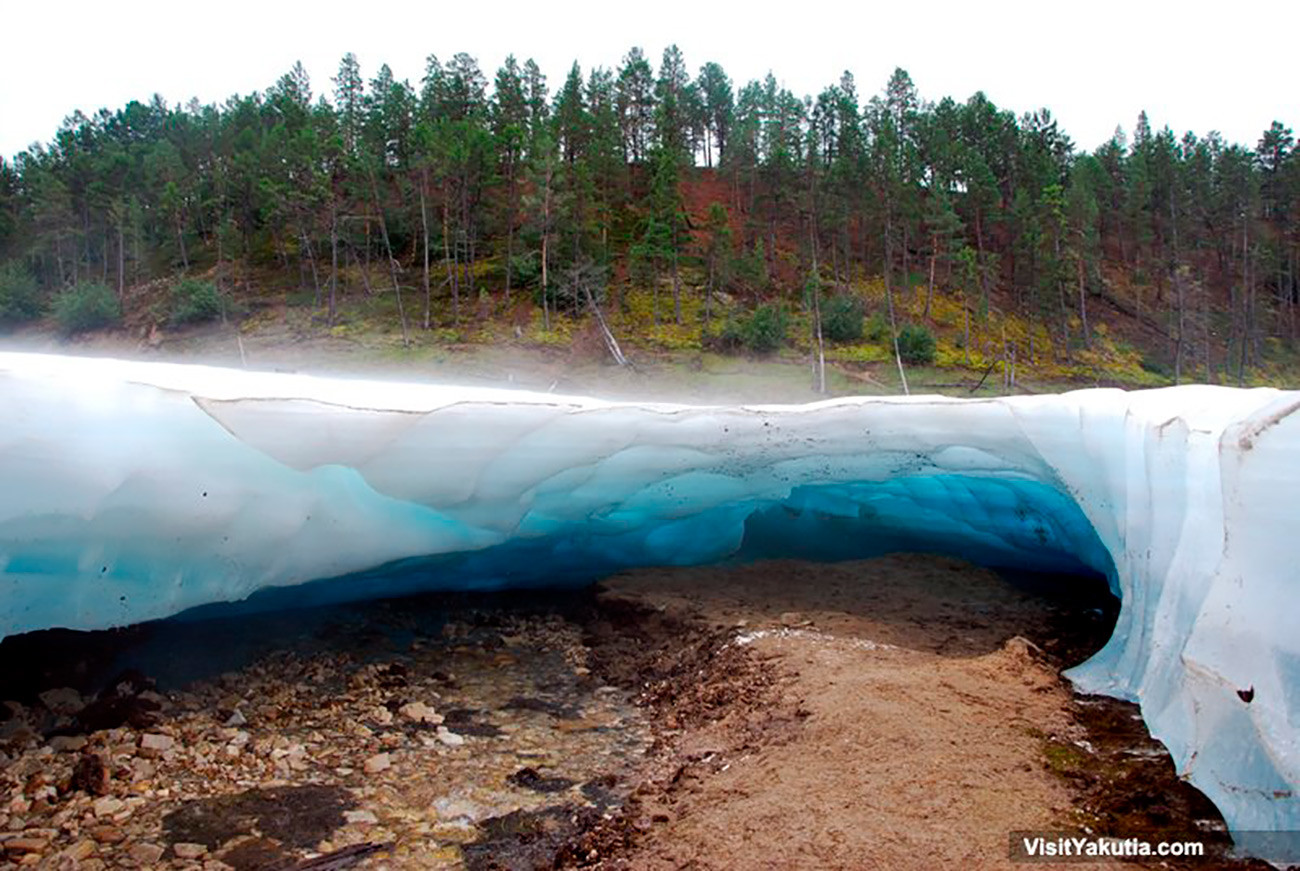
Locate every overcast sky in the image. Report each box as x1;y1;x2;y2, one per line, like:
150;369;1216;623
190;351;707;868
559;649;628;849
2;0;1295;162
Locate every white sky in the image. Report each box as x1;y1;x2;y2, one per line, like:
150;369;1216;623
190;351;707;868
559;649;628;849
2;0;1295;162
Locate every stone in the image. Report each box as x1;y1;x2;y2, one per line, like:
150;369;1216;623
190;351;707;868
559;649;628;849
3;838;48;854
174;842;207;859
398;701;443;724
91;796;123;818
63;840;96;861
48;735;87;753
127;842;164;865
363;752;391;774
89;825;124;844
37;688;82;716
436;726;465;747
138;733;174;756
344;809;379;825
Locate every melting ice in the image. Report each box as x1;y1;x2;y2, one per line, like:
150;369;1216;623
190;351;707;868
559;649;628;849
0;351;1296;848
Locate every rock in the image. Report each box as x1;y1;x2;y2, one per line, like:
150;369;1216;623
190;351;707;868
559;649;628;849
63;840;96;861
91;796;124;818
127;842;164;865
48;735;86;753
363;752;391;774
130;757;156;781
398;701;442;724
88;825;124;844
138;732;175;756
436;726;465;746
3;838;48;854
37;688;83;716
344;809;379;825
369;706;393;726
174;842;207;859
223;708;247;727
433;796;490;822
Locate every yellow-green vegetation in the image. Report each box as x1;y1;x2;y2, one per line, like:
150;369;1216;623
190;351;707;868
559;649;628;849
260;265;1297;395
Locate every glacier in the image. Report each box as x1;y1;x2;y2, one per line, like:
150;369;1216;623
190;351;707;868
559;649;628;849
0;350;1297;847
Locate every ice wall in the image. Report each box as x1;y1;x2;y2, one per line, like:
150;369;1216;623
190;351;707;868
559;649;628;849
0;351;1295;844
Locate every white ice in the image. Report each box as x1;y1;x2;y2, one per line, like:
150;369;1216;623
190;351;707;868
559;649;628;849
0;350;1295;848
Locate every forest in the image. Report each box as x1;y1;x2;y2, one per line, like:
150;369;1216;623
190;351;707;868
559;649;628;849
0;46;1296;387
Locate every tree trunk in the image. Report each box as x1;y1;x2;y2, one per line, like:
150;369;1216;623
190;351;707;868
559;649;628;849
1077;254;1089;347
116;220;125;300
672;228;682;326
420;172;431;330
505;155;516;303
177;216;189;271
368;169;409;347
329;205;338;326
1056;233;1070;363
300;225;321;310
541;163;552;333
924;233;937;319
884;213;909;395
975;209;989;315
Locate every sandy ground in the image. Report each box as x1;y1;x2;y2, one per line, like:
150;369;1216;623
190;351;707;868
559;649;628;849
577;556;1248;871
586;556;1093;870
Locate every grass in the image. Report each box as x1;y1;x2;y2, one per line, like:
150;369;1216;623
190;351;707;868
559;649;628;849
228;271;1300;397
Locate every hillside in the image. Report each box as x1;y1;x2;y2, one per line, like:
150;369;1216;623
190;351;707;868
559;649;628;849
0;51;1296;392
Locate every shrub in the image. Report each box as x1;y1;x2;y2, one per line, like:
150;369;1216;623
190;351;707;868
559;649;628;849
743;303;787;354
896;323;937;365
170;278;223;325
0;262;43;326
864;311;890;342
509;251;540;289
53;282;121;335
821;294;864;343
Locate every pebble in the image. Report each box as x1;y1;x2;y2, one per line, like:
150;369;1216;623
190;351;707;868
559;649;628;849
174;842;207;859
89;825;124;844
48;736;87;753
436;726;465;746
363;752;391;774
127;842;164;864
63;840;96;861
398;701;442;724
344;809;379;825
139;733;175;756
3;837;48;854
37;688;83;715
91;797;123;818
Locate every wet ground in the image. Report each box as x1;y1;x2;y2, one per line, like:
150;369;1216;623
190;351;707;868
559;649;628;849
0;556;1283;869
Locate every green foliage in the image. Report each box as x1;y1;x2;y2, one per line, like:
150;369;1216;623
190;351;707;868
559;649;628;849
0;262;43;326
896;323;936;364
169;278;223;326
732;238;768;290
745;304;787;353
864;312;890;342
720;303;787;354
509;251;541;289
53;283;121;334
821;294;864;343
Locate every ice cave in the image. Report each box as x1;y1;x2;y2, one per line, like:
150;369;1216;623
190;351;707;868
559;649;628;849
0;350;1296;855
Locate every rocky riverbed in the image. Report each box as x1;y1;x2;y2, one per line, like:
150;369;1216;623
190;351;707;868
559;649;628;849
0;556;1274;870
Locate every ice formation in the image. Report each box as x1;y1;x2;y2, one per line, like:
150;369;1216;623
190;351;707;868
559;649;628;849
0;350;1296;846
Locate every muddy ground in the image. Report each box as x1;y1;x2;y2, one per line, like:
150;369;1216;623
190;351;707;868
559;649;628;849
0;555;1277;870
